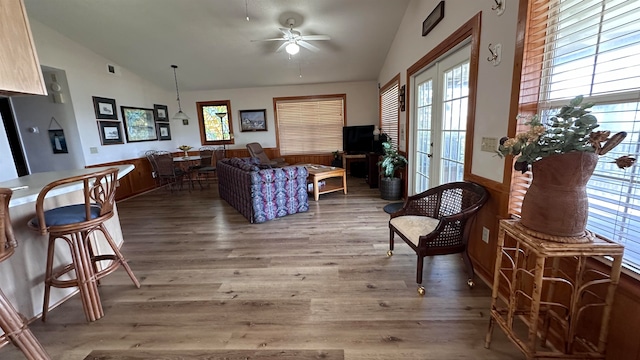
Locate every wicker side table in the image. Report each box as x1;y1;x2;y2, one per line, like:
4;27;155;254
484;219;623;359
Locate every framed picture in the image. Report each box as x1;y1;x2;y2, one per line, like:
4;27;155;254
239;109;267;132
157;122;172;140
422;1;445;37
154;104;169;121
121;106;158;142
92;96;118;120
48;129;68;153
97;121;124;145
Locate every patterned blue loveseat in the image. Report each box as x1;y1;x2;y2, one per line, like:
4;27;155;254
217;157;309;223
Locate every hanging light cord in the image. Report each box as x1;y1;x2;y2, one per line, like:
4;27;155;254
172;65;183;112
245;0;250;21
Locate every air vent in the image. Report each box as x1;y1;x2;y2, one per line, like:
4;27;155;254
106;64;121;76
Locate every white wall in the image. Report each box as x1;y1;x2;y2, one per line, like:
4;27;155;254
29;20;176;166
378;0;519;183
177;81;378;150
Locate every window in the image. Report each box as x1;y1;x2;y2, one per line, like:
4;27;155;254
514;0;640;270
380;75;400;149
274;94;345;155
196;100;235;146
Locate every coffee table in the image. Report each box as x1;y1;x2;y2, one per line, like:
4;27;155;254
304;165;347;201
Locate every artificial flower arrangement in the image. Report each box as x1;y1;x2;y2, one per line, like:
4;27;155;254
497;96;635;173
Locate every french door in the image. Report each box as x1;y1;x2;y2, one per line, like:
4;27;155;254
411;44;470;194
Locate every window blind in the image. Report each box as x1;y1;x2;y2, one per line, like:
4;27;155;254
275;95;345;155
513;0;640;270
380;82;399;148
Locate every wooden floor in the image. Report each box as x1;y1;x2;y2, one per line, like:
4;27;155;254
0;177;523;360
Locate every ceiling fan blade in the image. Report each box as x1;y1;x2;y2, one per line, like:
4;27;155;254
298;40;320;52
279;27;293;37
250;38;287;42
275;42;288;53
300;35;331;41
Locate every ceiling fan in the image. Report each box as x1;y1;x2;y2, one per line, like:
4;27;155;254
252;18;330;55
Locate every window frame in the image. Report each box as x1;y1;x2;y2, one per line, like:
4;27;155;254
196;100;235;146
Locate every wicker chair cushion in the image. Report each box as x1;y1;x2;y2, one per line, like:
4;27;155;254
29;204;101;227
390;215;440;246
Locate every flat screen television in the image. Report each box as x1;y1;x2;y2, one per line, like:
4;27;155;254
343;125;375;154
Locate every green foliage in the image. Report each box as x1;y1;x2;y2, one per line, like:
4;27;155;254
497;95;599;172
378;142;407;178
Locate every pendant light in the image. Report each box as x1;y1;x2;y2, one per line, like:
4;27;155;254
171;65;189;121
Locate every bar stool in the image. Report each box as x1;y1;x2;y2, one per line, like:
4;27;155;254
28;168;140;322
0;188;51;359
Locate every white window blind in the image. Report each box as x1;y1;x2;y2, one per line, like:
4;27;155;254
275;95;345;155
515;0;640;271
380;83;399;148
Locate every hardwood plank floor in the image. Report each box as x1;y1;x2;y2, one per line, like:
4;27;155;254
0;177;523;359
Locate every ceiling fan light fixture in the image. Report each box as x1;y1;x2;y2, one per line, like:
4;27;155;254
285;42;300;55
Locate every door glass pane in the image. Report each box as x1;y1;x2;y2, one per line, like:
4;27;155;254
415;78;433;193
440;61;469;185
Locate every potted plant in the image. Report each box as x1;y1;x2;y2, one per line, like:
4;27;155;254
378;141;407;200
497;95;634;239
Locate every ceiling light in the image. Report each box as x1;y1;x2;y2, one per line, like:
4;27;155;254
171;65;189;121
286;42;300;55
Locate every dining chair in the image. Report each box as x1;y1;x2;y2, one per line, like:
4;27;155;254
196;147;217;188
152;152;189;192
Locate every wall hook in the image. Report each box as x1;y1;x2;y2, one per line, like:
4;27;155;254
487;43;502;66
492;0;505;16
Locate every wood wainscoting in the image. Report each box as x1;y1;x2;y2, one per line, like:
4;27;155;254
87;149;336;201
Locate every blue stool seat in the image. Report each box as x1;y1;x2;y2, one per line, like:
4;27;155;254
28;204;101;228
383;202;403;214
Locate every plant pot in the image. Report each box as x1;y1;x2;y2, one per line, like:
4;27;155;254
380;177;402;200
519;151;598;242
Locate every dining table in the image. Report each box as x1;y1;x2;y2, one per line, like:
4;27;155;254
173;155;202;190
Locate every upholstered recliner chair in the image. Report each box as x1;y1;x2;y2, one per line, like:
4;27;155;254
246;142;288;168
387;181;489;295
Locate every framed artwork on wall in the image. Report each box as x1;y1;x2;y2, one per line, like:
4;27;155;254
97;121;124;145
422;1;445;37
121;106;158;142
92;96;118;120
154;104;169;121
48;129;68;153
239;109;267;132
157;122;172;140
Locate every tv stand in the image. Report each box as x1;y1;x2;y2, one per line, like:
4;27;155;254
342;153;366;174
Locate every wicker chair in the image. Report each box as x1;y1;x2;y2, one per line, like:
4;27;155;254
0;188;51;359
388;181;489;295
246;142;288;168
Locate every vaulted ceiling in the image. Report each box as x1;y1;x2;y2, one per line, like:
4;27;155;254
24;0;410;92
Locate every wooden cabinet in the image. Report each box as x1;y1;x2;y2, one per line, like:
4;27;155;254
0;0;47;96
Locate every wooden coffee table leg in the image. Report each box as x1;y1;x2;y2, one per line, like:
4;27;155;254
342;171;347;194
313;176;320;201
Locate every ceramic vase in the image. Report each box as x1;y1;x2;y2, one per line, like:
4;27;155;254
519;151;599;239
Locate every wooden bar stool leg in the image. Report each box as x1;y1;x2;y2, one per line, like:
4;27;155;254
97;224;140;288
0;290;51;359
41;236;56;322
